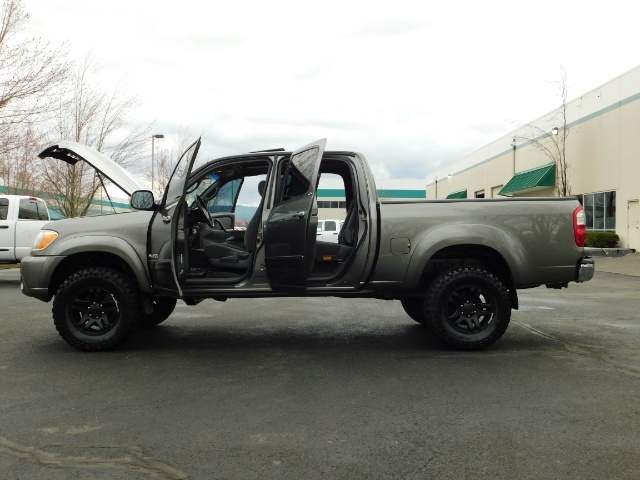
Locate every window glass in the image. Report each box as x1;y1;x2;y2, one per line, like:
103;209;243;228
0;198;8;220
18;198;48;220
605;191;616;230
583;191;616;231
290;146;317;187
325;221;336;231
317;222;323;232
583;194;594;229
208;178;242;213
594;192;605;229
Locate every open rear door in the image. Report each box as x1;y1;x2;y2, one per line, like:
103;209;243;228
264;139;326;293
148;139;201;297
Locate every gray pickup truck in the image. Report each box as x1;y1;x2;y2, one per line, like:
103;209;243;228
21;138;594;351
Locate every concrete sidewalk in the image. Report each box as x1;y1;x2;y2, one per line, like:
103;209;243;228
592;252;640;277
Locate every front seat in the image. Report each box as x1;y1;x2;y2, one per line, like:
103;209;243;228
204;180;266;270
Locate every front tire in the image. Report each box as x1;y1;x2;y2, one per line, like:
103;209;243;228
52;267;141;351
425;267;511;350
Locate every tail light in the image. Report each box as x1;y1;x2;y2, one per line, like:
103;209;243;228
573;206;587;247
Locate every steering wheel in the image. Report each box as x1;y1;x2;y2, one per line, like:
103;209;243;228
195;195;214;228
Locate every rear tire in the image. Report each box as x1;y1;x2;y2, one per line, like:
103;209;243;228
425;267;511;350
138;297;177;327
401;298;427;324
52;267;141;351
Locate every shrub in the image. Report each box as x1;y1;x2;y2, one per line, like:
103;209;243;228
585;232;619;248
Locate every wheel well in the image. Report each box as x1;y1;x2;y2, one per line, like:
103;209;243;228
419;245;518;309
49;252;138;296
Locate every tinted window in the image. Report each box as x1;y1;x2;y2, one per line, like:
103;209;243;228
325;221;336;231
605;191;616;230
208;178;242;213
18;198;48;220
0;198;8;220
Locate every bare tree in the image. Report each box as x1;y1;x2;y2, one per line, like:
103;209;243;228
515;69;571;196
0;121;46;194
42;56;151;217
0;0;68;155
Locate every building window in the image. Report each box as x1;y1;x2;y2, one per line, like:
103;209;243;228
475;190;485;198
582;191;616;231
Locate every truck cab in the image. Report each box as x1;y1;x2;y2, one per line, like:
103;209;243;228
0;195;51;264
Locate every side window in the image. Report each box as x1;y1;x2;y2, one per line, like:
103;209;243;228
0;198;8;220
275;147;318;205
207;178;242;213
324;221;337;232
18;198;48;220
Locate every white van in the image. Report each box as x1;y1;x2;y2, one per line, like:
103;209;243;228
316;219;344;243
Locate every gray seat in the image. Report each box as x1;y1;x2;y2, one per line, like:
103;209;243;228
204;180;265;270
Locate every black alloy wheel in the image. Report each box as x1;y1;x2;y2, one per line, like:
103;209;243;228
425;266;511;350
68;285;120;335
52;267;141;351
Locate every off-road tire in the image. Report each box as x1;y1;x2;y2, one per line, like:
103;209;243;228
401;298;427;325
138;297;177;327
425;267;511;350
52;267;141;351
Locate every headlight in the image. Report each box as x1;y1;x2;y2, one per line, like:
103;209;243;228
32;230;58;251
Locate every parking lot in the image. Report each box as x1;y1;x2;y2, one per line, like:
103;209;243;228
1;265;639;479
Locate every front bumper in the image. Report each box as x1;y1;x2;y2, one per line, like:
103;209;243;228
577;257;595;283
20;254;66;301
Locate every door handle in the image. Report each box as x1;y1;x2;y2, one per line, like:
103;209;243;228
0;226;8;229
293;211;306;219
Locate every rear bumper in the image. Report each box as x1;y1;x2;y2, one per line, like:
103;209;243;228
577;257;595;283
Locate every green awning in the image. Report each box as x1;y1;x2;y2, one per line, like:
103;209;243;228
499;163;555;196
446;189;467;199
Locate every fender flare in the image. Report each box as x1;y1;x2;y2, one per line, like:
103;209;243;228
404;223;528;288
49;235;153;294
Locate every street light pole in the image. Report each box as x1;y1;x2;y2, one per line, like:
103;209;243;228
435;177;438;199
511;138;516;176
151;134;164;192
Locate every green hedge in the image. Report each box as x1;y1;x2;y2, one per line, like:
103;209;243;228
585;232;619;248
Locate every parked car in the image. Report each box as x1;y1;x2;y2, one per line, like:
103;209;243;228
316;219;344;243
21;138;594;351
0;195;51;264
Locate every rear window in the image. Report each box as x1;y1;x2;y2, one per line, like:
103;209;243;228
18;198;49;220
0;198;8;220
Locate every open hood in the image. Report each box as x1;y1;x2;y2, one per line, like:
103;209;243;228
39;141;146;196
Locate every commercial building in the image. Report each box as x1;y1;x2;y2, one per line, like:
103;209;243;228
318;178;426;220
427;65;640;250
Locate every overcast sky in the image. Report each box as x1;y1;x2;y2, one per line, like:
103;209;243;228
23;0;640;180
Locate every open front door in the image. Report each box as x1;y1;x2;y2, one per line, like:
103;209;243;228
148;139;201;297
264;139;326;293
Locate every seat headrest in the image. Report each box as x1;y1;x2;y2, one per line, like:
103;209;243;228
258;180;266;197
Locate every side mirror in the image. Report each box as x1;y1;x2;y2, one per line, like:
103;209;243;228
130;190;156;211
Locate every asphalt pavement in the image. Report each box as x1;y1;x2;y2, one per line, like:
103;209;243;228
0;259;639;479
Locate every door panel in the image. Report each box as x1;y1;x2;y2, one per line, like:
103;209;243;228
148;139;201;297
264;139;326;292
